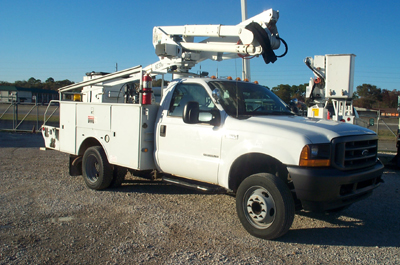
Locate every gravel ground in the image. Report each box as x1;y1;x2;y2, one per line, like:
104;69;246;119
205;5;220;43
0;132;399;264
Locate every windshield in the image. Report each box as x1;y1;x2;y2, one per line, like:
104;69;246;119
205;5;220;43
207;81;293;117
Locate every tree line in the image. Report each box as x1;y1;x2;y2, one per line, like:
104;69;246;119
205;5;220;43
270;83;399;109
352;84;400;109
1;77;164;91
1;77;398;109
0;77;74;91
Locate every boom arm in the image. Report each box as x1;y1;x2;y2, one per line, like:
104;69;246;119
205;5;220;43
57;9;287;98
145;9;285;75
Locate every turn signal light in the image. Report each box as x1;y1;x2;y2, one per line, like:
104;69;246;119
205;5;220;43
299;145;330;167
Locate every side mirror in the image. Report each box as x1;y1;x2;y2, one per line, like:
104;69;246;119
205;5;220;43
212;89;220;103
183;101;200;124
183;101;221;126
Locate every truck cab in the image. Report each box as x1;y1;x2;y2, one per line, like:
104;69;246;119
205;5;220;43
156;78;383;207
157;77;383;239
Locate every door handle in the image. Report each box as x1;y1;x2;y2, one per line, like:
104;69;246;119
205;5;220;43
160;125;166;137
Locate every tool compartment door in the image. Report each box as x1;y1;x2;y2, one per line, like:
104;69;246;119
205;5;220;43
108;104;141;169
107;104;158;170
59;102;76;154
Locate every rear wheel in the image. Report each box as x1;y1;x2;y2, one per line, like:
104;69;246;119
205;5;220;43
236;173;295;239
82;146;113;190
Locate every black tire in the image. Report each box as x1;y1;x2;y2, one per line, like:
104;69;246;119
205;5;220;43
82;146;113;190
109;165;127;188
236;173;295;240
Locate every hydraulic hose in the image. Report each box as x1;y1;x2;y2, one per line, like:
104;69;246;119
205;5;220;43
275;37;288;58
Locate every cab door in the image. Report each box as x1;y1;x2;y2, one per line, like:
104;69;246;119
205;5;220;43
156;82;222;184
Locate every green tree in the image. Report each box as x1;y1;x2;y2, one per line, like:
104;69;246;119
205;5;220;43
54;79;74;90
1;77;74;91
272;84;291;103
290;84;307;101
14;80;29;88
381;89;400;108
271;83;307;104
0;81;12;86
28;77;37;85
354;84;382;108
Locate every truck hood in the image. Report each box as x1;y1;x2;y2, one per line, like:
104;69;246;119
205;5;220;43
225;115;375;144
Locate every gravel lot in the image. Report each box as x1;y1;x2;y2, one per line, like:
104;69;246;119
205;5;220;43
0;132;399;264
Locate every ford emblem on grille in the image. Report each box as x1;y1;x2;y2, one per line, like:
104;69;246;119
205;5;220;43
362;149;369;156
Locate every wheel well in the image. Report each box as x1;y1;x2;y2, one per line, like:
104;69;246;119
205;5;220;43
228;153;289;193
78;137;102;156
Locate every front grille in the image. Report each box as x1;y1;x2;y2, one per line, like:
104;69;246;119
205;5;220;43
332;135;378;170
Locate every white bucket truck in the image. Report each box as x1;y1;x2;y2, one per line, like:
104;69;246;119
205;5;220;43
42;9;383;239
305;54;358;123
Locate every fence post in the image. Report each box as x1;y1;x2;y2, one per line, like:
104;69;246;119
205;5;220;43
13;102;18;130
36;102;39;131
377;110;380;136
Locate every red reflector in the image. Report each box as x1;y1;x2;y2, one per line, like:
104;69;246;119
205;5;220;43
347;118;351;121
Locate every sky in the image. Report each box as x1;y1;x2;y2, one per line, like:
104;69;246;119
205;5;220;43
1;0;400;91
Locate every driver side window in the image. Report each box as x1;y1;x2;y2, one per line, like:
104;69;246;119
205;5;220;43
168;83;214;117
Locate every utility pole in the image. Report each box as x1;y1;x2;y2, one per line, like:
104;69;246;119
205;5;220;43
241;0;251;81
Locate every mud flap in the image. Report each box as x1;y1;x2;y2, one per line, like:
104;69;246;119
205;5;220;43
69;155;82;176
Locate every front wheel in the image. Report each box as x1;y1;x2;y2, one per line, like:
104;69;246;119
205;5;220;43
82;146;113;190
236;173;295;240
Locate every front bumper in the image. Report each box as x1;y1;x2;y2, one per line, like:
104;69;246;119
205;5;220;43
287;160;384;212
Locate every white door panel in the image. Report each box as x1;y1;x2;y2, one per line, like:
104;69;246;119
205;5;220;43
156;82;222;184
157;117;221;183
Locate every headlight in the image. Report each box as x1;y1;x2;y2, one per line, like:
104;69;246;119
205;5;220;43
299;144;331;167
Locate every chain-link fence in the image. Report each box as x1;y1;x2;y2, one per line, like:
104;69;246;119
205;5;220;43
0;102;59;132
356;115;398;138
355;113;398;152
